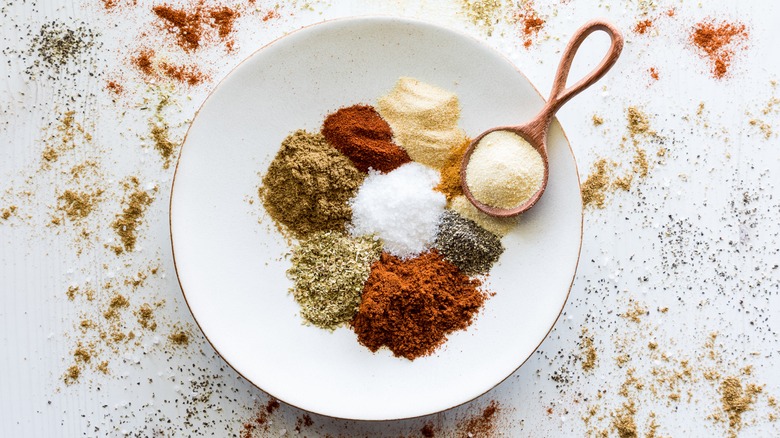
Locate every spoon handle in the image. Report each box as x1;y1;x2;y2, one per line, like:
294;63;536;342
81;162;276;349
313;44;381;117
525;20;624;143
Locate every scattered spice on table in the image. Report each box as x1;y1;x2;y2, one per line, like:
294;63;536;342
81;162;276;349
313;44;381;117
581;158;610;209
719;376;763;438
168;328;191;346
459;400;501;437
111;177;156;254
349;162;445;259
132;48;207;86
57;189;103;221
465;130;545;209
460;0;504;36
434;210;504;276
690;19;749;79
634;19;653;35
378;77;466;169
627;106;654;138
435;137;470;201
580;328;597;372
513;1;545;48
41;110;91;165
136;303;158;331
649;67;659;81
287;231;382;329
106;80;124;95
352;250;487;360
1;206;17;220
322;105;410;173
260;130;364;239
25;21;99;78
152;3;240;52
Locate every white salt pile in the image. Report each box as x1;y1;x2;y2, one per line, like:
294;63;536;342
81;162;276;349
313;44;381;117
349;162;446;258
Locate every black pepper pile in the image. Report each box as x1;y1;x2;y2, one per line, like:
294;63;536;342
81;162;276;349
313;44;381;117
434;210;505;276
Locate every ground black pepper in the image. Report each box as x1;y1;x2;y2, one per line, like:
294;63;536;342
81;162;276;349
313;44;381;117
434;210;504;276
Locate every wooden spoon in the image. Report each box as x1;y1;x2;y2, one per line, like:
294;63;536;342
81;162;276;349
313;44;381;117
460;20;624;218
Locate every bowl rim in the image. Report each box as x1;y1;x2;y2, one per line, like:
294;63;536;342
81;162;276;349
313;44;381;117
168;15;584;422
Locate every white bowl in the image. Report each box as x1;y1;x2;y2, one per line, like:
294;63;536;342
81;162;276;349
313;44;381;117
170;17;582;421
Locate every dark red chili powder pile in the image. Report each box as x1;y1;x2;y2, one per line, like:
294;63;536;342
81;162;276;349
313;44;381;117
351;250;487;360
322;105;411;173
690;19;749;79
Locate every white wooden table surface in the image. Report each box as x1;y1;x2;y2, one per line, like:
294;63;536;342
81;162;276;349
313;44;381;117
2;0;779;436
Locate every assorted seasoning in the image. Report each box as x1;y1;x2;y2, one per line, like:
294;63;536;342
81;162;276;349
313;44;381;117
258;77;515;358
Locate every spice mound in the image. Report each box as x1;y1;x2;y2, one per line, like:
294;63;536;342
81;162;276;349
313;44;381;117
260;130;364;239
378;77;467;169
349;162;445;259
288;232;382;330
434;210;504;276
465;130;545;209
352;251;487;360
322;105;411;173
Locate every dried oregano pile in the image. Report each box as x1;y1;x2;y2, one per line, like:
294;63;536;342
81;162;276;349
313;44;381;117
259;77;509;359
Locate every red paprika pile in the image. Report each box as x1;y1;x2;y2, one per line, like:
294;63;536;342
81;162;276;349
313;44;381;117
351;250;487;360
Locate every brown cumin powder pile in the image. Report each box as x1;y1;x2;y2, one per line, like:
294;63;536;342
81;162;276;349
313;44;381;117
690;19;748;79
260;130;365;239
111;177;156;254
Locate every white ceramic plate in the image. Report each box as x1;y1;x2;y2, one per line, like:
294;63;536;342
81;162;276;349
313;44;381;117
170;17;582;421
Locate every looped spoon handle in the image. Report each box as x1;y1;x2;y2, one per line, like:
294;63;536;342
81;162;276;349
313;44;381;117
459;20;624;218
521;20;624;146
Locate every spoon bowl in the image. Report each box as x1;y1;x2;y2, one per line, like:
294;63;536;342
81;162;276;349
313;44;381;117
461;20;624;218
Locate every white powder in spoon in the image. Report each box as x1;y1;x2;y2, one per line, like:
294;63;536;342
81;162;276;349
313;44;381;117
465;130;545;209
